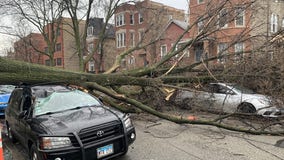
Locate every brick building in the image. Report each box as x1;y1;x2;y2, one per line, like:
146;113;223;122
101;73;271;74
157;19;192;66
188;0;284;65
86;18;116;73
41;18;86;71
114;0;186;70
13;33;45;64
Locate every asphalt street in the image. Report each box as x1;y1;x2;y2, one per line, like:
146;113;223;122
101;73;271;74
2;117;284;160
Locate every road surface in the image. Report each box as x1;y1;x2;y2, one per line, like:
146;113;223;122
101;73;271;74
2;117;284;160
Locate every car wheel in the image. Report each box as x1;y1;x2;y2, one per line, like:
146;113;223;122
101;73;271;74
237;103;256;113
30;144;41;160
6;122;17;143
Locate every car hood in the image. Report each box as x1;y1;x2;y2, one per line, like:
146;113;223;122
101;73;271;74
241;93;275;106
0;93;10;103
34;105;123;135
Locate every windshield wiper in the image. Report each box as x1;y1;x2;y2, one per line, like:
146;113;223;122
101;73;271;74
36;105;98;117
36;110;65;117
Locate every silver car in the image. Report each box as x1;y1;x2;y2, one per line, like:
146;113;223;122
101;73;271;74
175;83;283;117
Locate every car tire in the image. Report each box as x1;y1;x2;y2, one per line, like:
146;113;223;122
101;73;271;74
30;144;42;160
6;122;17;143
237;103;256;113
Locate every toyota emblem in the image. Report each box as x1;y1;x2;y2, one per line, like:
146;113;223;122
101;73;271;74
97;130;104;137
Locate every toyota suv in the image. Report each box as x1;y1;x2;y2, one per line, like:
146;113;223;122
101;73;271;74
5;84;136;160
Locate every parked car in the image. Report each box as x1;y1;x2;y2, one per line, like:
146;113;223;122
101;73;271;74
5;84;136;160
0;85;15;116
175;83;284;117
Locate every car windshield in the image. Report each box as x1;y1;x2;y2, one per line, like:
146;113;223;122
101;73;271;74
231;84;255;94
0;85;14;94
34;89;101;116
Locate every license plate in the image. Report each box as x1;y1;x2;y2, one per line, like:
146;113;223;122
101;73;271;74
97;144;114;158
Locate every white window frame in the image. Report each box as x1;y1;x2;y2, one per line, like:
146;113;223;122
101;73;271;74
87;26;94;36
139;13;144;24
218;43;228;63
88;60;95;72
130;32;135;47
116;13;125;27
88;43;94;53
219;8;228;28
197;20;204;33
282;18;284;28
116;32;126;48
138;30;144;42
271;13;278;33
235;7;245;27
160;45;167;57
234;43;244;61
128;56;135;64
130;14;134;25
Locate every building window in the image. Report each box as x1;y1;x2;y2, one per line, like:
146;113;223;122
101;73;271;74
128;56;135;64
218;43;228;63
45;59;50;66
234;43;244;61
116;13;125;26
219;8;228;28
97;43;102;54
139;13;144;24
130;32;135;47
130;14;134;25
88;43;94;53
198;0;204;4
57;29;60;36
161;45;167;57
87;26;94;36
184;49;190;58
138;30;144;42
271;13;278;33
195;50;202;62
197;20;204;33
44;47;48;53
282;18;284;28
235;7;245;27
88;60;95;72
56;58;62;66
116;32;126;48
56;43;61;52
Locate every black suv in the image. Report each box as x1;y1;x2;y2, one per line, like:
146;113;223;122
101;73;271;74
5;85;136;160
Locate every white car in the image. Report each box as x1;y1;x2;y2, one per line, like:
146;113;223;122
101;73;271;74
175;83;284;117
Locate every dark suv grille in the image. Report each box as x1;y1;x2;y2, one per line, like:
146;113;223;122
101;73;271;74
71;121;123;147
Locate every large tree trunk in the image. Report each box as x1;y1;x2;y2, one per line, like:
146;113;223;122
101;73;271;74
1;57;283;136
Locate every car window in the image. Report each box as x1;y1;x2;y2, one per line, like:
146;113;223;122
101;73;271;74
0;85;14;94
33;90;101;116
231;85;255;94
9;89;23;113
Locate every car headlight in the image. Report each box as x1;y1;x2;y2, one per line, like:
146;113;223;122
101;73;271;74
123;116;133;129
40;137;72;150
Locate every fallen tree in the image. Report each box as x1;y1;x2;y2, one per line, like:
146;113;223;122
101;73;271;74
1;57;283;136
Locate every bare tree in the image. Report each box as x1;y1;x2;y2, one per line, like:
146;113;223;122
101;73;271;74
3;0;65;66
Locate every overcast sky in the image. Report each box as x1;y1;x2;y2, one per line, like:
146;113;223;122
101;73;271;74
152;0;188;11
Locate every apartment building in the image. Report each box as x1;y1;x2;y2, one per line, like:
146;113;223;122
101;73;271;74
188;0;284;64
41;18;86;71
13;33;45;64
114;0;186;69
86;18;116;73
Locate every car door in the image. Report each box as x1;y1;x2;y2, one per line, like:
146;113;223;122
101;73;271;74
17;89;33;146
6;89;23;140
210;84;237;113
